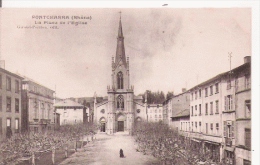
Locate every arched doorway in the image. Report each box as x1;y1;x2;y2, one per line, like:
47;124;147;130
117;115;125;132
100;117;106;132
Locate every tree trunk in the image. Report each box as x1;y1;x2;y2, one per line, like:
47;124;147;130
52;148;55;165
74;140;77;152
31;152;35;165
65;145;68;158
81;136;84;148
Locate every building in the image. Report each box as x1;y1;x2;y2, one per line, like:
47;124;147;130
162;99;170;125
189;72;226;163
188;56;251;164
234;57;251;165
0;67;23;139
21;77;55;133
69;96;105;124
94;17;147;134
54;99;85;125
172;109;190;142
147;104;163;122
168;89;190;130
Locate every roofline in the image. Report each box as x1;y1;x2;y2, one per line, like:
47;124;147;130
0;68;24;79
96;101;108;107
163;92;189;104
188;62;250;91
22;76;55;92
134;101;145;106
54;106;84;109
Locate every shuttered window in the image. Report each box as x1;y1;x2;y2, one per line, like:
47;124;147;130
245;128;251;149
0;75;2;89
6;97;11;112
0;118;2;134
231;121;235;138
0;96;2;111
210;102;213;114
225;95;233;111
206;123;208;134
205;103;208;115
6;76;11;91
224;121;235;138
223;121;227;137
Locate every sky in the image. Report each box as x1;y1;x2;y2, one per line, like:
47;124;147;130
1;8;252;98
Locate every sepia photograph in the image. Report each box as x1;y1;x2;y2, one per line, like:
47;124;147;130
0;2;258;165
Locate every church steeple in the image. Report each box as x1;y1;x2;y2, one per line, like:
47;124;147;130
115;13;127;67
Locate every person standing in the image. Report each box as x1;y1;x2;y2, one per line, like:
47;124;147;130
120;149;124;158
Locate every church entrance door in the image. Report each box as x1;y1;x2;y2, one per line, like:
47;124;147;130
101;123;106;132
118;121;124;132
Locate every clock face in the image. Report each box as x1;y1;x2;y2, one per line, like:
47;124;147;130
136;109;140;113
101;109;105;114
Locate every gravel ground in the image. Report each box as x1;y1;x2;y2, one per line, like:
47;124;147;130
59;132;160;165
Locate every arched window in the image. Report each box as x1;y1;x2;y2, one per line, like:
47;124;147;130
117;72;123;89
117;95;124;109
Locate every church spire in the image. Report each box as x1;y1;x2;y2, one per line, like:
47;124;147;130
118;13;123;37
115;12;127;67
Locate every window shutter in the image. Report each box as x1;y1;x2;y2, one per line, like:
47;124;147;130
0;96;2;111
231;121;235;138
224;96;227;111
245;129;251;149
230;95;233;110
223;121;227;137
0;118;2;134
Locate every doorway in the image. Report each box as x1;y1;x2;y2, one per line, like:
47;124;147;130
118;121;124;132
101;123;106;132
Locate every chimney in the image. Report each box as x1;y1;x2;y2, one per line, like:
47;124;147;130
0;60;5;69
244;56;251;64
182;88;186;93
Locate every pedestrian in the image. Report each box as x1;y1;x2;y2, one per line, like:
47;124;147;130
119;149;124;158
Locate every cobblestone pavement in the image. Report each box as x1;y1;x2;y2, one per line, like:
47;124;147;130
59;132;160;165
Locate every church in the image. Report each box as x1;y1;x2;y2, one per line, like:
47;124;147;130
93;16;148;135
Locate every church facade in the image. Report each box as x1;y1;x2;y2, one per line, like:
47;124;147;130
93;17;148;134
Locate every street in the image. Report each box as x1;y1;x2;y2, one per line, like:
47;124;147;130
59;132;160;165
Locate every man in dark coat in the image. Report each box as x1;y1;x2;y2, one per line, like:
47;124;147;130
120;149;124;158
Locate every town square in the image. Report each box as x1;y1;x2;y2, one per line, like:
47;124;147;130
0;6;257;165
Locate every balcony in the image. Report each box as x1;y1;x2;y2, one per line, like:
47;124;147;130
225;137;232;146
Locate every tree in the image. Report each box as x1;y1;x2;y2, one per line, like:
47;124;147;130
0;123;98;165
132;122;223;165
166;91;174;100
139;90;166;104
